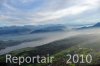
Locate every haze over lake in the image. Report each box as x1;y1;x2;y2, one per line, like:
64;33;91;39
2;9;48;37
0;28;100;55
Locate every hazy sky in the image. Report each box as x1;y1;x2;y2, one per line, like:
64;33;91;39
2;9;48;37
0;0;100;26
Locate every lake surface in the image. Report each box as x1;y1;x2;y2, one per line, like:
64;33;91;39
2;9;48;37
0;31;81;55
0;29;100;55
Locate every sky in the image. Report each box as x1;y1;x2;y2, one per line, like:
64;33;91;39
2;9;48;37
0;0;100;26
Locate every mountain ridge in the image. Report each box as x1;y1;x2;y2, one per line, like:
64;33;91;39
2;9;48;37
0;24;65;35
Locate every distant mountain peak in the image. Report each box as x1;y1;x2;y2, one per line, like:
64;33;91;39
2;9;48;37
93;22;100;27
77;22;100;30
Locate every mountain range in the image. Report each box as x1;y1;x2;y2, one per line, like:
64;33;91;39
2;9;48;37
0;24;65;35
77;22;100;29
0;22;100;35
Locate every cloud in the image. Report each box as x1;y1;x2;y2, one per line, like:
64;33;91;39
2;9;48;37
3;3;17;11
32;0;99;22
0;0;99;26
21;0;35;3
34;5;89;22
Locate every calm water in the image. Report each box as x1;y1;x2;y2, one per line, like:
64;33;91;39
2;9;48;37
0;31;81;55
0;29;100;55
